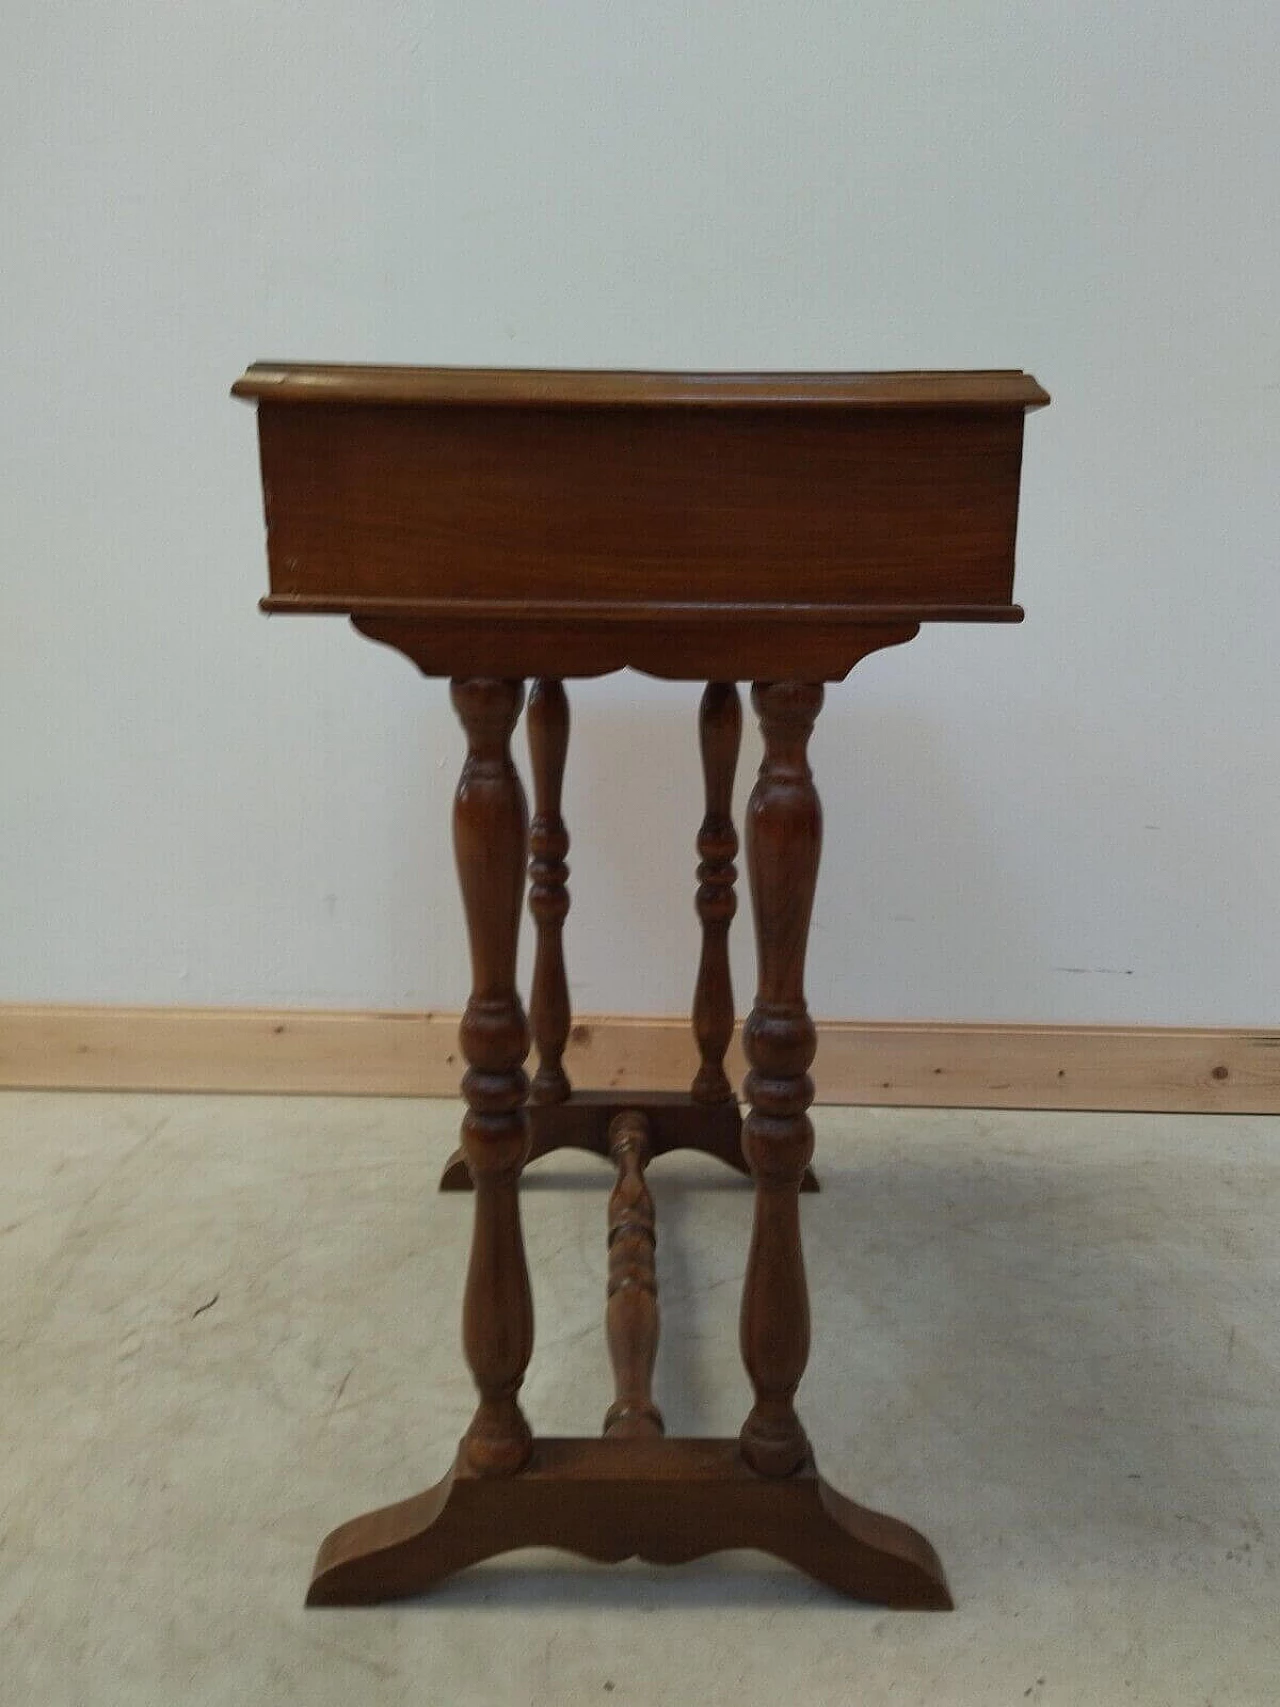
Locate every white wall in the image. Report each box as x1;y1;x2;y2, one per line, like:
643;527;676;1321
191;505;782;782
3;2;1277;1027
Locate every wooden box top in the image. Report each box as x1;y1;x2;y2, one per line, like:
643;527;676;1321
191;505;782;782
233;362;1048;413
234;363;1048;680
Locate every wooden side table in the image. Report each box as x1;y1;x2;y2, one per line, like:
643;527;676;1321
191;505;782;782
233;363;1048;1610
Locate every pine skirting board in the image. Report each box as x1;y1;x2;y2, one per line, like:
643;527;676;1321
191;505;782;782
1;1005;1278;1112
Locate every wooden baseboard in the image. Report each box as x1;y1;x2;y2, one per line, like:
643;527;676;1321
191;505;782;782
1;1005;1277;1112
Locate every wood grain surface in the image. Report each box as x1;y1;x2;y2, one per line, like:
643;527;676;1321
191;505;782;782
6;1007;1276;1112
233;362;1048;410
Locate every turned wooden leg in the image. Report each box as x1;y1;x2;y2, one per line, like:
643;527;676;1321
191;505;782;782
527;678;572;1106
451;677;534;1477
691;682;741;1105
603;1111;664;1440
308;670;949;1614
437;675;807;1195
739;681;822;1478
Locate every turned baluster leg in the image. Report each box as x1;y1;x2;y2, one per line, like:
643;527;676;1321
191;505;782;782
739;681;823;1477
603;1110;664;1440
451;677;535;1476
527;678;572;1105
692;682;742;1104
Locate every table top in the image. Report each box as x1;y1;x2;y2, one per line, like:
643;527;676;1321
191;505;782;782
233;363;1049;413
235;364;1047;681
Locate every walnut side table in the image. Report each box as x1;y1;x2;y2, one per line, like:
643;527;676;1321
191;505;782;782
233;363;1048;1610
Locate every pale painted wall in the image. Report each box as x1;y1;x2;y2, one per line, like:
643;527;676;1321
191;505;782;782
3;3;1277;1026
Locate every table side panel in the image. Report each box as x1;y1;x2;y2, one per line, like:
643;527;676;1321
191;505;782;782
255;404;1026;612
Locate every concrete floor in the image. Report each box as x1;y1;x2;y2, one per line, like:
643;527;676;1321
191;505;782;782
2;1092;1277;1706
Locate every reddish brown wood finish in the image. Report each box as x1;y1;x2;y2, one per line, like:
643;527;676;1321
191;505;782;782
526;679;572;1106
234;362;1047;411
306;1438;952;1610
739;682;824;1478
438;1090;758;1190
236;362;1047;1612
240;364;1044;686
691;683;741;1105
603;1111;663;1440
252;403;1026;615
451;678;535;1477
352;609;922;686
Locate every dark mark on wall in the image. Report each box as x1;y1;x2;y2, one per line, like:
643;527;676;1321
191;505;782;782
1054;967;1135;976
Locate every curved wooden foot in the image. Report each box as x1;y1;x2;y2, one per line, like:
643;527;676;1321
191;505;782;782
307;1437;950;1610
439;1091;818;1192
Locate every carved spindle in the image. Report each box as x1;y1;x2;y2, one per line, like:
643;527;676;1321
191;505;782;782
526;678;572;1105
451;677;535;1476
692;681;742;1104
603;1110;664;1440
738;681;823;1478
